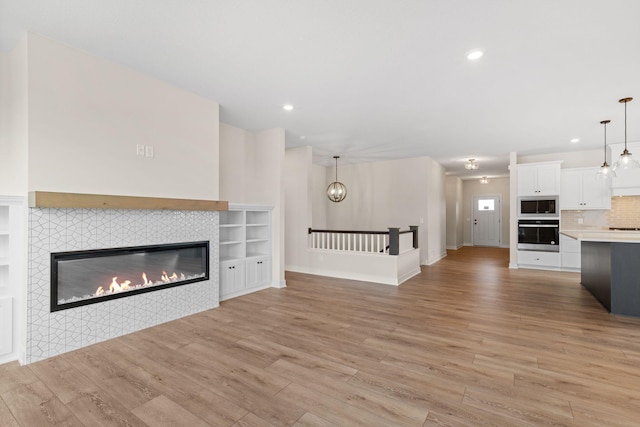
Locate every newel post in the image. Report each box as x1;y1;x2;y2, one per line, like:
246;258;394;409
388;227;400;255
409;225;419;249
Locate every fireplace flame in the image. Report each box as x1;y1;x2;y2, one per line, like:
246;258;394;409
95;269;186;297
108;277;133;293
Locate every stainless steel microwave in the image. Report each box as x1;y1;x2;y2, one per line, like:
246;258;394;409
517;196;559;217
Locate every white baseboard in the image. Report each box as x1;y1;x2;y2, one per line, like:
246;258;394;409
271;280;287;289
446;244;464;250
463;242;473;246
398;267;421;284
508;262;519;269
423;252;447;266
285;265;401;286
220;283;272;302
0;353;18;365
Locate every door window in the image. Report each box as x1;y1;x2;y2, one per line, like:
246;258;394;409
478;199;495;211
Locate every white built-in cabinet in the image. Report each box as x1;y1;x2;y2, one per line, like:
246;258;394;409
560;167;611;210
517;162;561;196
517;251;561;270
219;204;272;301
560;235;581;271
0;196;24;363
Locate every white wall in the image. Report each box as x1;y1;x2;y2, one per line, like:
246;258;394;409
219;123;251;202
284;147;313;271
0;37;29;196
312;165;328;229
462;177;510;247
252;129;286;286
426;158;447;263
320;156;446;265
445;176;463;249
26;33;220;199
219;124;286;286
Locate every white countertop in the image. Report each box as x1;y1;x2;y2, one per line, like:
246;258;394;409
561;230;640;243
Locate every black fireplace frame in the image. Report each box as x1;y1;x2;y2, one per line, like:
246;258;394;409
50;241;210;312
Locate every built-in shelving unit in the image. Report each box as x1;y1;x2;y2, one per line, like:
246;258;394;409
219;204;272;301
0;196;24;363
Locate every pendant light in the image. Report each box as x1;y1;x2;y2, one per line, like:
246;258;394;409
612;97;640;171
479;176;489;184
327;156;347;202
465;159;479;170
596;120;615;180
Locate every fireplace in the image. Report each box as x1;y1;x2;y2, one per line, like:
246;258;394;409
51;241;209;312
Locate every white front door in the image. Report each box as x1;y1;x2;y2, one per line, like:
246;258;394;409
473;195;501;247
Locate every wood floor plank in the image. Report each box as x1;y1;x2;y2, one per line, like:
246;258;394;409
267;358;428;426
291;412;339;427
1;381;84;426
276;382;409;427
462;385;574;426
0;396;20;427
131;394;209;427
233;412;277;427
0;361;39;394
98;339;249;426
28;356;100;404
236;335;358;381
65;389;149;427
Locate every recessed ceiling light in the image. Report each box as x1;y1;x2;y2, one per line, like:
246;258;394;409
570;138;580;143
466;49;484;60
283;104;294;111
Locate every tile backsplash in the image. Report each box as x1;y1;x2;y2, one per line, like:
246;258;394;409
561;196;640;229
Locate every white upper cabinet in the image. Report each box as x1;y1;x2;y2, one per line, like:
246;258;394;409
517;162;561;196
560;167;611;210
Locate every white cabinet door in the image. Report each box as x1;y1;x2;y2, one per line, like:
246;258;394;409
246;257;271;288
220;260;245;296
517;163;560;196
517;165;538;196
560;235;581;270
580;170;611;209
560;170;583;210
560;168;611;210
535;164;560;195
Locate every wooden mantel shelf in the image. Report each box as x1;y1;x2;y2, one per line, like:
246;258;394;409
28;191;228;211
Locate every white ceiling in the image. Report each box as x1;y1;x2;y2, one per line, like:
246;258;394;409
2;0;640;179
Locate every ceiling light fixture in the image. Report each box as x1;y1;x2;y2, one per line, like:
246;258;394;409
612;97;640;171
596;120;615;180
283;104;294;111
465;158;479;170
479;176;489;184
327;156;347;203
570;138;580;143
466;49;484;60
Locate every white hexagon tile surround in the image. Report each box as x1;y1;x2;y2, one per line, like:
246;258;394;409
26;208;219;364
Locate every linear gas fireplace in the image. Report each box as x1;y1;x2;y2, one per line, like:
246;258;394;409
51;241;209;312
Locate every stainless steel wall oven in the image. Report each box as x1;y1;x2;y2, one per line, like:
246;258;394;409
517;219;560;252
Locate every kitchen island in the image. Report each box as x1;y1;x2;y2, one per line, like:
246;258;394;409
562;230;640;317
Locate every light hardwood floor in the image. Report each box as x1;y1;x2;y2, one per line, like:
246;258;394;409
3;246;640;426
